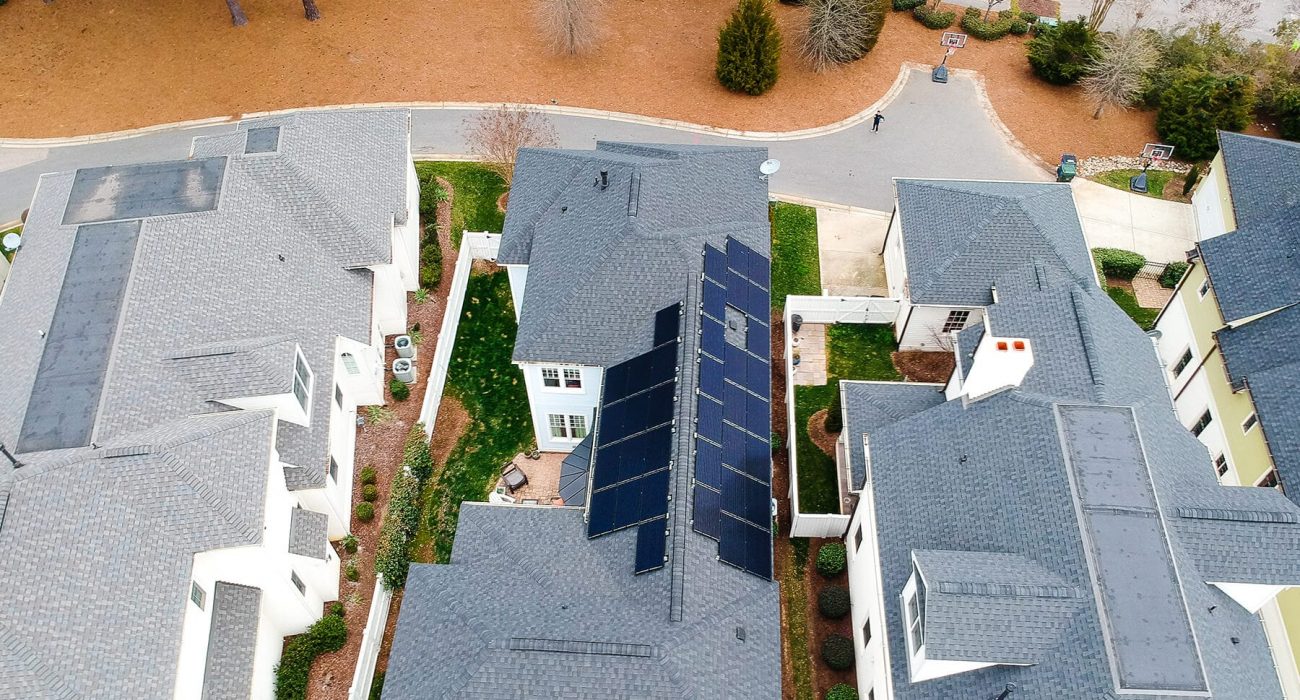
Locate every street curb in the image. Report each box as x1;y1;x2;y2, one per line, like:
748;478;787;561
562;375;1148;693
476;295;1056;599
953;66;1054;175
0;66;917;148
769;193;888;216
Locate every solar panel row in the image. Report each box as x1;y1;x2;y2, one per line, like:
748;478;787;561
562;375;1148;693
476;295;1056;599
634;518;669;574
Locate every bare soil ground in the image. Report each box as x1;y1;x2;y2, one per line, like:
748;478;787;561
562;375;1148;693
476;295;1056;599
2;1;1154;163
892;350;955;383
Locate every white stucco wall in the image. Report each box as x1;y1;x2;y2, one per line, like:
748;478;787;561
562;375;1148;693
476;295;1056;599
521;362;603;453
1192;168;1229;241
847;475;893;699
506;264;528;321
371;263;408;337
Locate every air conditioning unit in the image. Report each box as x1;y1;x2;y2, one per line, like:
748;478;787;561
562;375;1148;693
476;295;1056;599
392;358;417;384
394;335;415;359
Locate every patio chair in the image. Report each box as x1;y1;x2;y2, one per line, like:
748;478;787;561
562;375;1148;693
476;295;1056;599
502;464;528;492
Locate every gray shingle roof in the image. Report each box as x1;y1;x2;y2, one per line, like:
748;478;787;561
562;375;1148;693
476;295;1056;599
1199;132;1300;321
289;507;330;559
201;582;263;700
841;381;946;491
0;410;275;699
844;260;1300;697
893;179;1095;306
166;335;297;402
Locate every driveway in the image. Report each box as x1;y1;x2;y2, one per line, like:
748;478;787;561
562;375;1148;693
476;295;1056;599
1070;178;1197;263
0;67;1046;220
815;208;891;297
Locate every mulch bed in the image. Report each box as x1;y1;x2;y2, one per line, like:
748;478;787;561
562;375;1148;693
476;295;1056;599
304;177;466;698
808;408;839;459
806;563;857;694
892;350;955;383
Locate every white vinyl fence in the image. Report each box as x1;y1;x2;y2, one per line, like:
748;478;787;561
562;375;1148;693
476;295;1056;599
348;231;500;700
783;295;900;539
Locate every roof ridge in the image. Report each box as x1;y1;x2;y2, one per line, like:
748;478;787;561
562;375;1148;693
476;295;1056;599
0;620;79;699
161;452;262;545
915;196;1019;293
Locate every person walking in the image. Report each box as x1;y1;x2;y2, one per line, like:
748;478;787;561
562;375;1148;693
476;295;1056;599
871;111;885;132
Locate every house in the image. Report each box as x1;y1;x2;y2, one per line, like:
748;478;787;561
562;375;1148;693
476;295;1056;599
0;110;418;699
881;179;1097;350
383;143;782;697
840;183;1300;698
1153;130;1300;697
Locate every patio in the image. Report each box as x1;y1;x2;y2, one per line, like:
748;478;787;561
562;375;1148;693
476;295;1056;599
791;322;829;387
494;451;565;506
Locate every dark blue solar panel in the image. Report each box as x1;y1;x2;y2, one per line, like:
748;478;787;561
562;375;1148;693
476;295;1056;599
722;466;771;527
588;468;672;536
699;355;724;399
704;244;727;281
719;513;772;579
737;279;768;318
726;268;747;303
722;423;771;481
696;395;723;443
746;317;770;356
700;316;725;359
692;485;721;540
724;343;748;381
744;352;770;397
744;392;770;437
654;303;681;346
694;439;723;488
599;382;675;444
741;243;771;290
635;519;668;574
723;381;746;426
592;425;674;490
703;279;726;320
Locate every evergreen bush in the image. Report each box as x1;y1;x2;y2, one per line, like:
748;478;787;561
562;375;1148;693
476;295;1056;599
716;0;782;96
1156;69;1256;161
274;614;347;700
818;585;852;618
354;502;375;523
360;466;377;486
342;534;359;554
362;484;379;502
891;0;924;9
1159;261;1190;289
402;423;435;484
1182;164;1200;196
1093;248;1146;280
816;541;848;578
912;5;955;29
826;684;859;700
389;378;410;402
1026;19;1100;85
821;633;855;670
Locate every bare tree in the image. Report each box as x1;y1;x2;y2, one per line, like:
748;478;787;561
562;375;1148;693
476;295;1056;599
464;105;560;186
983;0;1005;22
1179;0;1261;36
302;0;321;21
1087;0;1118;32
226;0;249;26
536;0;605;55
801;0;883;73
1080;28;1159;118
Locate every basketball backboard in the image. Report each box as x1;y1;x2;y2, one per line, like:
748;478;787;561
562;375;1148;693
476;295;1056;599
1141;143;1175;161
941;32;968;48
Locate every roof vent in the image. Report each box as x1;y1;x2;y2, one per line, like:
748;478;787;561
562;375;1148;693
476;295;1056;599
628;172;641;217
735;626;746;642
600;170;609;190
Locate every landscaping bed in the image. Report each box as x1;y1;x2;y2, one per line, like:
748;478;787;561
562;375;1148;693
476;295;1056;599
892;349;954;383
1092;169;1187;202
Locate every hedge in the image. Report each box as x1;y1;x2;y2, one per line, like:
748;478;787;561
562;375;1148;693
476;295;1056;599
1093;248;1145;280
912;5;955;29
274;614;348;700
374;469;422;589
818;585;852;619
421;236;443;290
402;423;434;484
960;7;1015;40
821;633;855;670
891;0;924;8
816;541;848;578
827;684;860;700
1160;261;1190;289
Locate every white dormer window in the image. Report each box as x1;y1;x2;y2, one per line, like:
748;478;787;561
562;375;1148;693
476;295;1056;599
341;352;360;376
293;349;313;415
904;574;925;657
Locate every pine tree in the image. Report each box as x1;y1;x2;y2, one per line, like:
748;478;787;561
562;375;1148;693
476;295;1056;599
716;0;782;96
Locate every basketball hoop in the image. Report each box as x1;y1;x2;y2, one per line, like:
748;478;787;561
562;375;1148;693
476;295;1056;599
941;32;968;48
1141;143;1175;161
945;47;956;56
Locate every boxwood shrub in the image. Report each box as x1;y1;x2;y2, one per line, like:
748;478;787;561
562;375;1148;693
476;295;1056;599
354;501;374;523
389;378;411;402
360;466;377;486
274;614;347;700
961;7;1015;40
1093;247;1146;280
1159;261;1189;289
816;541;848;578
913;5;956;29
818;585;852;619
362;484;378;502
821;633;855;670
892;0;924;9
827;684;860;700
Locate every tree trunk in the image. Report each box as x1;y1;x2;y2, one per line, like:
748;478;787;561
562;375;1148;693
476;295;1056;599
1093;103;1106;119
302;0;321;21
226;0;249;26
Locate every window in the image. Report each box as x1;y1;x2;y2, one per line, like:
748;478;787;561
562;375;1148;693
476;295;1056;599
941;310;971;333
854;525;863;552
1258;469;1282;490
548;414;588;440
329;456;339;482
549;414;568;439
292;350;313;413
1173;348;1193;376
1191;409;1213;437
563;368;583;389
1243;412;1258;434
335;384;343;410
569;415;588;440
1214;453;1230;478
905;582;925;655
341;352;360;376
190;582;206;610
1198;279;1211;299
542;368;560;388
291;570;306;596
862;618;872;647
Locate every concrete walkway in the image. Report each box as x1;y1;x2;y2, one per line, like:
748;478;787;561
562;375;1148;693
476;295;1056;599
0;67;1047;221
1070;178;1197;263
816;208;891;297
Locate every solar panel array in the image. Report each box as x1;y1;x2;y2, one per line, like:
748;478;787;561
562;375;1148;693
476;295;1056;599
692;238;773;579
587;302;683;576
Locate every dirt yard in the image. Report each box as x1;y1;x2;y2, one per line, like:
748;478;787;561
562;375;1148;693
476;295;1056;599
2;0;1154;163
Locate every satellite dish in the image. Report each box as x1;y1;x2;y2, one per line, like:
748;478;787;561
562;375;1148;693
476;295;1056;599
1;232;20;251
759;159;782;177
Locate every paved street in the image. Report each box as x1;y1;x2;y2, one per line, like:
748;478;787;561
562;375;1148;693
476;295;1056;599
0;68;1046;221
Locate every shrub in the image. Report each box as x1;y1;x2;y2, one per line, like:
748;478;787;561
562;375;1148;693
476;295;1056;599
342;534;358;554
1182;164;1200;196
1008;17;1029;35
375;470;422;589
1156;69;1255;161
360;466;377;486
824;383;843;433
345;560;360;582
1018;10;1037;22
389;378;411;402
892;0;924;9
354;502;375;523
818;585;852;618
421;239;443;290
1272;85;1300;141
961;9;1015;41
716;0;782;96
816;541;847;578
827;684;860;700
912;5;955;29
821;633;855;670
1159;261;1189;289
274;614;348;700
1026;19;1100;85
362;484;379;502
328;602;345;617
1093;248;1145;280
402;423;435;484
802;0;889;72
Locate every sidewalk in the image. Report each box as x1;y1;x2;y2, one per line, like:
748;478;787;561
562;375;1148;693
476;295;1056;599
816;208;891;297
1070;178;1196;263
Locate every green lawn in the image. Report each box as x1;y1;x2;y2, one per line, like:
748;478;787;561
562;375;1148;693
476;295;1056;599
410;271;536;564
770;202;822;309
795;324;901;514
414;161;508;247
1093;169;1177;199
1106;286;1159;330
